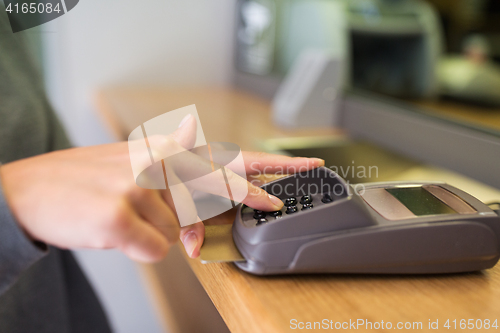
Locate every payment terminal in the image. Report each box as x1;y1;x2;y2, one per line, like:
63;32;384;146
228;167;500;275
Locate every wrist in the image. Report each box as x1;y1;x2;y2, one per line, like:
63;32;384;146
0;162;40;246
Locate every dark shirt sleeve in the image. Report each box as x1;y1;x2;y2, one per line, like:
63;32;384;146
0;175;48;295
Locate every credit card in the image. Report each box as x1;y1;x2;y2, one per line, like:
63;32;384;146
200;224;245;263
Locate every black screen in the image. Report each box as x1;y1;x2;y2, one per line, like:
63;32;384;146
386;187;457;216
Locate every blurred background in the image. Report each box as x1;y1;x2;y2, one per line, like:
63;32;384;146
16;0;500;332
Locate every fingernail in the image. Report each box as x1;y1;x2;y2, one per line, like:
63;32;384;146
268;194;284;209
312;158;325;167
178;114;193;128
182;232;198;257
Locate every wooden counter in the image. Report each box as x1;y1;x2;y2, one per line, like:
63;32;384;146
410;99;500;133
96;87;500;333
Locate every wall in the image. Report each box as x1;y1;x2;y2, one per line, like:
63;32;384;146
40;1;237;332
43;0;236;146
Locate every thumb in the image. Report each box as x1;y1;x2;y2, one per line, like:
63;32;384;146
170;114;197;150
180;220;205;258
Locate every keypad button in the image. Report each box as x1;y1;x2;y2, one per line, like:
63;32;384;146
322;193;334;203
300;195;313;205
302;203;314;210
284;197;297;206
253;211;266;219
286;205;298;214
256;218;268;225
269;210;282;217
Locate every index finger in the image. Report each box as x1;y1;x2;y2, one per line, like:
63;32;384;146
238;152;324;175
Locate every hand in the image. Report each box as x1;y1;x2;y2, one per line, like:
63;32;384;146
0;115;323;262
178;150;324;258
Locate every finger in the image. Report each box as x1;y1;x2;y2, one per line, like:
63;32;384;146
182;165;283;212
160;186;176;212
159;172;199;227
239;152;324;175
170;114;197;150
114;208;171;263
141;114;197;169
128;189;180;244
239;180;284;211
180;221;205;258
